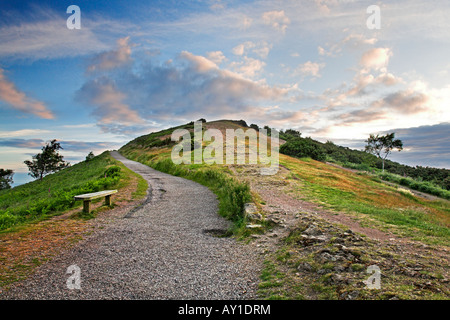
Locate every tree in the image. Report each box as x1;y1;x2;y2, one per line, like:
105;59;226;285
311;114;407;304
365;133;403;172
24;139;70;181
85;151;95;162
284;129;302;138
0;169;14;190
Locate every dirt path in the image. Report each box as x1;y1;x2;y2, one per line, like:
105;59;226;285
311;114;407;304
2;151;260;299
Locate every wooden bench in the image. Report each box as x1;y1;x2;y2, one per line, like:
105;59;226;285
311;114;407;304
74;190;118;213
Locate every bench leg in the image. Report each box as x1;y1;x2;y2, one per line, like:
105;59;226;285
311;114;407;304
83;200;91;213
105;195;112;206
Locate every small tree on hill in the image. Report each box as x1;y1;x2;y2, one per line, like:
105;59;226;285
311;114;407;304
24;139;70;181
85;151;95;162
0;169;14;190
365;133;403;172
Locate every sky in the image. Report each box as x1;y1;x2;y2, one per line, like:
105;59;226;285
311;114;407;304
1;0;449;186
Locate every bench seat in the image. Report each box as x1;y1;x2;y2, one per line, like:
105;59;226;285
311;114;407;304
74;190;118;213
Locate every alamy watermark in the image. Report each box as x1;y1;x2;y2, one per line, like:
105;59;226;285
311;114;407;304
66;264;81;290
366;5;381;30
170;121;279;175
66;5;81;30
363;265;381;289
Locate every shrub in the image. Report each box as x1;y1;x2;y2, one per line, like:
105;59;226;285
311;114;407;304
280;138;326;161
104;166;121;178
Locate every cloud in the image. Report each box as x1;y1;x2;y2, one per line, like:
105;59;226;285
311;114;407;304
337;108;387;125
0;68;55;119
76;77;144;131
180;51;219;73
0;9;109;61
360;48;392;73
315;0;338;14
0;138;122;153
77;46;291;134
206;51;226;64
296;61;325;79
0;129;51;138
346;72;402;97
0;138;44;149
262;10;290;33
371;89;430;114
382;122;450;168
87;37;132;72
317;33;378;58
231;41;272;59
228;57;266;78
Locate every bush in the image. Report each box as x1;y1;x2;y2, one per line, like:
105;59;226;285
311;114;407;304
104;166;121;178
280;138;326;161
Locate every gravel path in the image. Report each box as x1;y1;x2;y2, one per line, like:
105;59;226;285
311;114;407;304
2;151;261;299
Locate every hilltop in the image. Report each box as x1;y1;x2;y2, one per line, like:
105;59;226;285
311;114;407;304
120;119;449;299
1;119;448;299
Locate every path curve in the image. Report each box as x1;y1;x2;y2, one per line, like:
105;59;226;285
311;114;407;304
2;151;260;299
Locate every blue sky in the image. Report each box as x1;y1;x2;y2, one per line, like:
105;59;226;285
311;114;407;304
1;0;449;185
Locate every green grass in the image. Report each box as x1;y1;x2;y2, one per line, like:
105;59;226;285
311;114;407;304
0;151;131;231
281;154;450;246
377;171;450;200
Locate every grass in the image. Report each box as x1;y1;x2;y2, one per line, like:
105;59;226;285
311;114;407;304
0;151;147;289
281;154;450;246
0;151;146;231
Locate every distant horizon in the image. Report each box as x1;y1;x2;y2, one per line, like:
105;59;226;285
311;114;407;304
9;118;449;188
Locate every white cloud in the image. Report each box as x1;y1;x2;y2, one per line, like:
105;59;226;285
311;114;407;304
262;10;290;33
76;77;144;131
232;41;272;59
315;0;338;14
296;61;325;79
0;12;109;61
360;48;392;73
87;37;132;72
229;57;266;78
206;51;226;64
0;129;51;138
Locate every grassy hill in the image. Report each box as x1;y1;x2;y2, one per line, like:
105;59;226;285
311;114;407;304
119;119;449;299
0;151;147;231
120;119;449;243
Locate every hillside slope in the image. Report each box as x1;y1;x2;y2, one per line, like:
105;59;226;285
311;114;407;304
0;152;147;290
119;119;449;300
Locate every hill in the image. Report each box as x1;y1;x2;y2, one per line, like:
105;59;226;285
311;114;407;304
119;119;449;299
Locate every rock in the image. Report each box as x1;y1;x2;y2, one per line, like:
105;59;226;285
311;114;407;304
266;215;281;224
319;252;337;262
334;266;346;272
244;203;263;221
303;224;322;236
345;290;360;300
297;262;312;272
300;234;327;246
330;274;345;284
